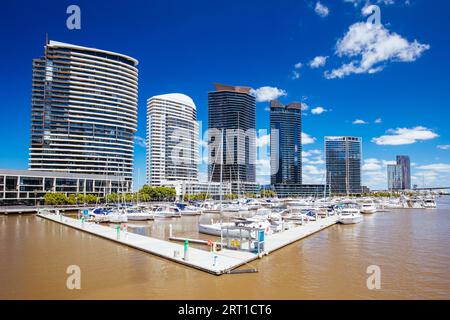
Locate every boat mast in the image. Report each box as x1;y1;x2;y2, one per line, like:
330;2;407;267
219;128;224;207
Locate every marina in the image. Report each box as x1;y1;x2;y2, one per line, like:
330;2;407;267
36;210;340;275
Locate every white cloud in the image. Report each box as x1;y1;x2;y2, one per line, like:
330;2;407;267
344;0;396;6
304;164;326;175
416;163;450;173
291;63;302;80
303;149;322;157
301;102;309;111
437;145;450;150
372;126;439;145
375;118;382;124
250;86;287;102
255;159;271;184
291;70;301;80
256;134;270;148
134;136;146;148
362;158;382;171
325;22;430;79
302;132;317;145
309;56;328;68
353;119;368;124
311;106;327;115
362;158;399;189
315;1;330;17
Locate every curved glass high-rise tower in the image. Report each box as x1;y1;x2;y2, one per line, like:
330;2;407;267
146;93;199;186
28;40;138;183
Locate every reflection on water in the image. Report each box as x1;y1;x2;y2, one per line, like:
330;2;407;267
1;197;449;299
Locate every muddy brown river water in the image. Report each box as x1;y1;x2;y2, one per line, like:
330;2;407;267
1;197;449;299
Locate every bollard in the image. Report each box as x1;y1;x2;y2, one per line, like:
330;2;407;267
213;255;218;267
81;217;85;228
116;225;120;240
183;239;189;261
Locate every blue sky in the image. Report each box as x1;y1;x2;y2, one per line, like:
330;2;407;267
0;0;449;190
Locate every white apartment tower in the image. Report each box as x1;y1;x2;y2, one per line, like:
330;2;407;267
146;94;199;186
29;40;138;184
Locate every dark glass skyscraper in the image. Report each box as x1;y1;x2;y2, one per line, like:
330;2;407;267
396;155;411;190
325;136;362;195
270;100;302;185
387;164;403;191
208;83;256;183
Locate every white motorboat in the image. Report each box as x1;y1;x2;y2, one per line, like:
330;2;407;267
123;207;154;221
423;197;437;209
281;208;317;222
286;199;313;210
152;206;182;218
359;200;377;214
337;202;363;224
198;220;272;237
88;207;128;223
175;203;203;216
408;198;425;209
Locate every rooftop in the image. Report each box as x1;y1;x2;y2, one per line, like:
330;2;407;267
48;40;139;67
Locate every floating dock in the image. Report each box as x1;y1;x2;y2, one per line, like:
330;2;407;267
37;213;339;275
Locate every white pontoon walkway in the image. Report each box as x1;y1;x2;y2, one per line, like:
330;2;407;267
37;213;339;275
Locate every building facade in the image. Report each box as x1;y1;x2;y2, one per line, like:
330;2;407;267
270;100;302;186
396;155;411;190
146;94;199;186
29;40;138;181
387;164;403;191
208;83;256;184
325;136;362;195
0;169;130;206
272;184;329;198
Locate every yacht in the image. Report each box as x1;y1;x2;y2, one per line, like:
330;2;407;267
359;199;377;214
175;203;203;216
198;219;272;237
152;206;182;218
408;198;425;209
88;207;128;223
122;206;154;221
337;202;363;224
423;196;437;209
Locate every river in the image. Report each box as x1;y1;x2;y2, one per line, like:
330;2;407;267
1;197;449;299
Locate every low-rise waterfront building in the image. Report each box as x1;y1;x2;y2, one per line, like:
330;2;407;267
272;183;329;198
161;181;260;200
0;169;130;206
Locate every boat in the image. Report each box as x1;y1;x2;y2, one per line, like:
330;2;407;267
152;206;182;218
88;207;128;223
359;199;377;214
175;203;203;216
408;198;425;209
198;219;272;237
336;202;363;224
122;207;154;221
281;208;317;222
423;196;437;209
286;199;313;210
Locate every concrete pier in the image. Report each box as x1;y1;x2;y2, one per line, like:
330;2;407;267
37;213;339;275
